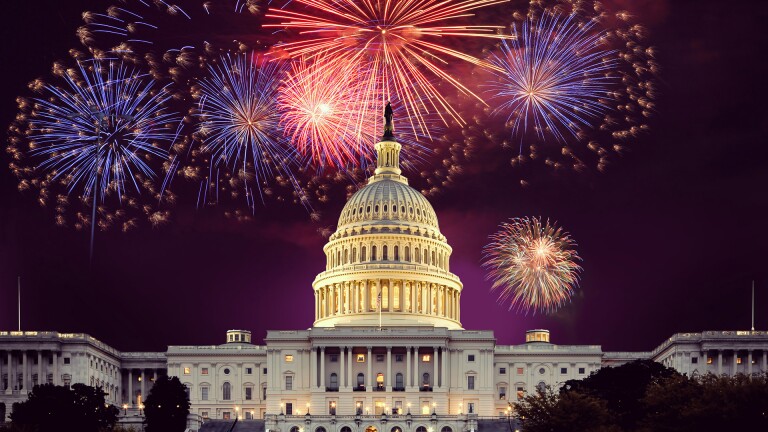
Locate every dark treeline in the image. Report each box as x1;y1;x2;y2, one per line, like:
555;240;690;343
513;360;768;432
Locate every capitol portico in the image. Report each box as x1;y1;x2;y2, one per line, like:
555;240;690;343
1;109;767;431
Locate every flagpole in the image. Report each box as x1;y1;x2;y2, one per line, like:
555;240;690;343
752;280;755;331
18;276;21;331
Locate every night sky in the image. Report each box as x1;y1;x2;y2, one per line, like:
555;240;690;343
1;0;767;353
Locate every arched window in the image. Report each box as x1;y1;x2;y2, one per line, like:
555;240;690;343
394;245;399;260
537;381;547;393
337;251;341;266
352;248;357;263
341;428;353;432
357;373;365;388
395;373;404;389
431;250;436;265
423;249;428;264
316;427;327;432
291;427;301;432
330;373;338;389
222;382;231;400
376;373;384;389
422;373;430;387
415;247;420;263
383;245;388;260
362;246;367;262
391;428;403;432
405;246;410;261
344;249;348;264
372;245;377;261
416;427;428;432
441;427;453;432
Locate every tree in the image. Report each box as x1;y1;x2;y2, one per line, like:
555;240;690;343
561;359;679;430
513;386;620;432
642;372;768;432
9;383;118;432
143;376;190;432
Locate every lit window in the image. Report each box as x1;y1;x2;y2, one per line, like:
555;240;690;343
707;357;713;364
422;355;431;362
285;355;294;362
223;412;231;420
201;368;209;375
516;367;524;375
737;357;743;365
357;354;365;362
201;411;209;419
516;386;525;399
499;386;506;399
183;367;191;375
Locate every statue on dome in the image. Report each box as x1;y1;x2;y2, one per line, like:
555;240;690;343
383;102;394;138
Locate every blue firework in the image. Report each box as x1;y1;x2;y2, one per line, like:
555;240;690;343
487;12;619;143
192;51;300;210
26;58;181;204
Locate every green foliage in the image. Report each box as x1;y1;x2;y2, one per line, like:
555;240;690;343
514;361;768;432
8;383;118;432
561;360;679;430
143;376;191;432
514;386;619;432
641;373;768;432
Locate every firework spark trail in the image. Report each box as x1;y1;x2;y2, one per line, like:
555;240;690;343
266;0;510;132
191;51;304;211
482;217;581;314
26;59;181;205
487;11;619;144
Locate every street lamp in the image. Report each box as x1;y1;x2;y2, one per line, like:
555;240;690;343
407;402;411;414
458;403;463;415
235;406;239;420
122;403;128;415
280;403;284;415
432;402;437;414
139;403;145;415
306;402;311;415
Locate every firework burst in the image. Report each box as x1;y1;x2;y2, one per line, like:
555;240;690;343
487;11;619;143
170;51;302;212
6;57;181;257
482;217;581;314
266;0;508;133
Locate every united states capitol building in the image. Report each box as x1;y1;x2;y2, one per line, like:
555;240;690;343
1;115;767;430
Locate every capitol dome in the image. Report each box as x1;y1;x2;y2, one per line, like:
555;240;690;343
312;105;463;329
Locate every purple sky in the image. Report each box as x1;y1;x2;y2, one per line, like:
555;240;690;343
1;0;767;353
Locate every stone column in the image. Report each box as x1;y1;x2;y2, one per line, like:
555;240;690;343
140;370;146;403
748;350;753;375
340;346;346;389
347;348;353;389
310;348;317;388
37;351;42;387
22;351;27;394
128;370;133;405
733;351;738;376
413;347;419;388
717;351;722;375
440;348;446;389
406;346;412;389
367;347;373;388
432;347;438;388
386;347;392;389
763;350;768;372
6;352;13;394
320;347;326;388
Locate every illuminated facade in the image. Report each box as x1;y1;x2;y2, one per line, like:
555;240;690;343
1;116;767;431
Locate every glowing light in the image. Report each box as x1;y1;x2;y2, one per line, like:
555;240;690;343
482;217;582;314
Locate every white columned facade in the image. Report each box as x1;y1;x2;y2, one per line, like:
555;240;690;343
386;347;392;389
127;370;133;405
339;346;346;388
367;347;372;388
406;346;411;389
21;352;27;394
320;347;325;388
310;347;317;388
